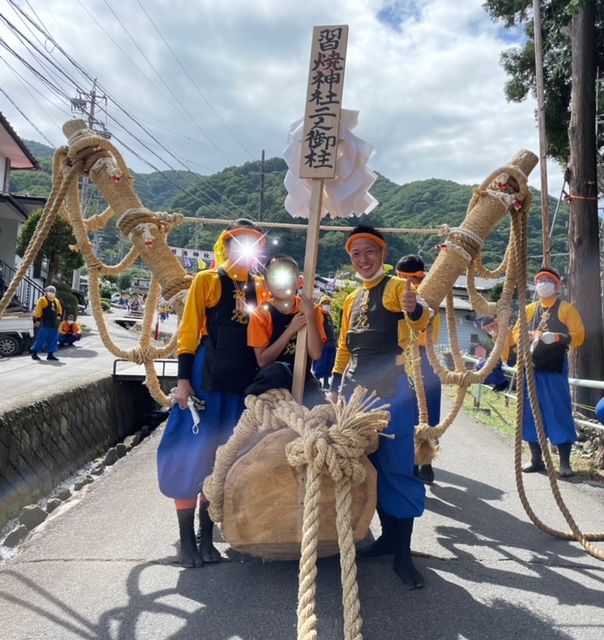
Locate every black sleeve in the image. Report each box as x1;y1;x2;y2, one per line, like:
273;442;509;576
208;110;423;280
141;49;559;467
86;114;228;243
178;353;195;380
558;333;571;346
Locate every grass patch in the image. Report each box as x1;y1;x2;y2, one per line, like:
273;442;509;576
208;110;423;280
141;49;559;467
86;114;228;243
444;384;600;479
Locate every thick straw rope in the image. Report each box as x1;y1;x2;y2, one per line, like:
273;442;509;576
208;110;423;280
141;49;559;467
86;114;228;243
204;387;390;640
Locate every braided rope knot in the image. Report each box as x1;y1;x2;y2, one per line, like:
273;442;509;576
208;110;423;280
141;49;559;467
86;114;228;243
286;425;368;486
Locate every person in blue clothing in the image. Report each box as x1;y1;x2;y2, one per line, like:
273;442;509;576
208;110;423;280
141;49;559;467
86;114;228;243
157;219;268;568
31;285;62;361
513;268;585;478
329;225;430;589
312;295;337;390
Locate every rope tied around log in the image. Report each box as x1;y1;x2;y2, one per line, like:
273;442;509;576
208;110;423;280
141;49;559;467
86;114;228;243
204;388;390;640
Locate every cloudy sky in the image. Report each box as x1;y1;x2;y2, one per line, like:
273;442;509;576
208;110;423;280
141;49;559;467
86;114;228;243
0;0;564;201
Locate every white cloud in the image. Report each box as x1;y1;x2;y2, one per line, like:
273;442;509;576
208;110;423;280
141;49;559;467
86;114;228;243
0;0;562;198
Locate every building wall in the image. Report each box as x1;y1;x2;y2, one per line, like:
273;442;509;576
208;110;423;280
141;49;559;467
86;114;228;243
0;218;19;267
437;309;482;352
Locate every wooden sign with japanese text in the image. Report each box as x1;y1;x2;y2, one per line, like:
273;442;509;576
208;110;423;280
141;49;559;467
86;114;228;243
299;25;349;180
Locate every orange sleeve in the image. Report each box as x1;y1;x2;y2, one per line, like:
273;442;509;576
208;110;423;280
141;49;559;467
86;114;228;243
315;305;327;342
248;304;274;348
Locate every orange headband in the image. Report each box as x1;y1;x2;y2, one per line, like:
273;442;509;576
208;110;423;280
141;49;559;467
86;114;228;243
223;227;266;245
397;270;425;278
535;270;561;285
345;233;387;253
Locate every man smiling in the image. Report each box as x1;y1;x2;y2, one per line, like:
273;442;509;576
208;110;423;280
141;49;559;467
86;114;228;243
330;224;430;589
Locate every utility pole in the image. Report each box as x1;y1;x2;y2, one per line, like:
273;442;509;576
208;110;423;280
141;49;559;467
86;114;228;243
533;0;551;268
249;150;279;224
259;149;265;223
70;80;109;290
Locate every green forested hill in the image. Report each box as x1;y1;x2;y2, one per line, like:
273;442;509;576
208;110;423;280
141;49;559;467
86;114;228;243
9;140;569;276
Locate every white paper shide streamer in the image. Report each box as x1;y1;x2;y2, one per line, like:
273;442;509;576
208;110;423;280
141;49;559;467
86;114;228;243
283;110;378;219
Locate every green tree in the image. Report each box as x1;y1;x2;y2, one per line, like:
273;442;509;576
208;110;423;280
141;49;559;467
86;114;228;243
16;210;84;286
117;272;133;292
482;0;604;164
484;0;604;409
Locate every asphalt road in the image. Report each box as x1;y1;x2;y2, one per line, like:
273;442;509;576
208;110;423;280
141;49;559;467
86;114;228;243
0;307;178;405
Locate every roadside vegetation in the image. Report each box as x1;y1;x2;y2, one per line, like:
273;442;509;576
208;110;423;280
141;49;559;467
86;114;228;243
444;384;604;481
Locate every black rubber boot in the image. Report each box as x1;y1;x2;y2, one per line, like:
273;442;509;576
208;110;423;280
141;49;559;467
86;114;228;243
177;508;203;568
357;506;397;558
197;502;222;563
416;464;435;485
392;517;424;589
522;441;545;473
31;351;40;360
557;443;574;478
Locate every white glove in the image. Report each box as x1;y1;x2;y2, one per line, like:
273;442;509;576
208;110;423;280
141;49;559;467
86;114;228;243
540;332;556;345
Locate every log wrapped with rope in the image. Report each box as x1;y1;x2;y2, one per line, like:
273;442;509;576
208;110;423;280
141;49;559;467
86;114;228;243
418;149;538;313
62;120;193;315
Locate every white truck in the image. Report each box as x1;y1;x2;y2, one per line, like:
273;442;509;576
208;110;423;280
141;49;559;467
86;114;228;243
0;313;35;357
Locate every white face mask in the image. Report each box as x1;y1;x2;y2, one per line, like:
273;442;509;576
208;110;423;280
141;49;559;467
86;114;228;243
536;281;557;299
67;320;74;325
322;305;330;311
355;266;385;283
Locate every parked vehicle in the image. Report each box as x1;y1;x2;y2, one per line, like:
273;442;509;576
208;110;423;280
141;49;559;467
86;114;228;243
0;314;35;357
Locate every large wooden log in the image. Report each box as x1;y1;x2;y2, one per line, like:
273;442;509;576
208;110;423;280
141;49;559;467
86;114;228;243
221;428;377;561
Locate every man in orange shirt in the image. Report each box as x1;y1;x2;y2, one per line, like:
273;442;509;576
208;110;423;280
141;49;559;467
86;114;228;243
512;267;585;478
247;254;326;408
58;314;82;346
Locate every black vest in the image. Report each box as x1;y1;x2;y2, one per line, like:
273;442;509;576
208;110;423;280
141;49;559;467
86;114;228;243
530;299;569;373
266;303;313;377
201;269;259;394
41;297;59;328
344;276;404;397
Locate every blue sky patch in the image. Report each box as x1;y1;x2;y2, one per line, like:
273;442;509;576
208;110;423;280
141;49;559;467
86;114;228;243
377;1;421;32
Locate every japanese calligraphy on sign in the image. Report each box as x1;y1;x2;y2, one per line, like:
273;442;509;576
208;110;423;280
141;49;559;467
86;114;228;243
299;25;349;180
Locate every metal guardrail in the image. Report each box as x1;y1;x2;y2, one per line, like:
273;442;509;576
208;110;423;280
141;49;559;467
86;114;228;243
112;358;178;380
461;354;604;434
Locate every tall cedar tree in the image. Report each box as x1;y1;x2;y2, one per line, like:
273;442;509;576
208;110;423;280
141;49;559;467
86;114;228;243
484;0;604;410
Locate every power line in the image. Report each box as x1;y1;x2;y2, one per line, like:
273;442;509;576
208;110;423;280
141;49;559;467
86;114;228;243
2;2;258;221
14;4;252;217
134;0;253;159
0;84;55;146
0;53;66;134
100;0;231;163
